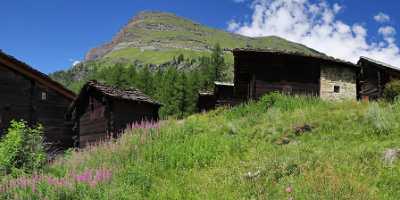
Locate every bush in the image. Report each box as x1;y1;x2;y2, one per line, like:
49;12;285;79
383;79;400;101
364;103;394;135
0;120;46;175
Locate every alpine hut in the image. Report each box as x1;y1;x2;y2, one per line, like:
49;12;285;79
232;48;359;101
0;50;76;149
197;81;237;112
197;91;215;112
67;81;161;147
358;56;400;100
214;81;235;107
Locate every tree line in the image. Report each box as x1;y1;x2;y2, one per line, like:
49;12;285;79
51;44;230;118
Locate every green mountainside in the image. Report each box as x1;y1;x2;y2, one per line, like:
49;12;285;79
3;94;400;199
51;11;323;87
51;11;323;95
49;11;326;118
84;11;322;64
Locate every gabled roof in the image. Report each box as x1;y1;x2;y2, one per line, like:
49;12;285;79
67;81;161;120
83;81;161;105
0;50;76;100
358;56;400;72
232;48;358;68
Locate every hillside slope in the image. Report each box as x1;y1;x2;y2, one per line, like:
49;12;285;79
50;11;325;95
85;11;322;63
50;11;326;93
3;94;400;199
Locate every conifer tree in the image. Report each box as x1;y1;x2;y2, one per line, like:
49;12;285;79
137;65;154;96
211;43;226;82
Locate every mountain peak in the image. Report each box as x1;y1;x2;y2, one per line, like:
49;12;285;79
85;11;321;61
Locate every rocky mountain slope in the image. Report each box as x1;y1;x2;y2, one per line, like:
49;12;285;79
84;11;322;63
50;11;325;92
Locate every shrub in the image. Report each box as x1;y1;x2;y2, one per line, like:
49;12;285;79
364;103;394;135
0;120;46;175
383;79;400;101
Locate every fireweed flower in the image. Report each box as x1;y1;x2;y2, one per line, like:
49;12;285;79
0;168;113;193
285;186;293;193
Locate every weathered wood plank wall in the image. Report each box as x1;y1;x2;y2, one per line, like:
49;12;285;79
0;64;73;149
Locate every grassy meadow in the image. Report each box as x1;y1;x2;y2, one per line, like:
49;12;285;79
1;93;400;199
104;47;234;65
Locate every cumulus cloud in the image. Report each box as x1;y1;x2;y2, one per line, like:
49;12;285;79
228;0;400;67
227;20;240;31
333;3;342;14
374;12;391;23
379;26;396;37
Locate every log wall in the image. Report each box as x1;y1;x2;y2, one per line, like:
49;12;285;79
76;97;160;147
359;62;400;100
78;97;108;147
112;100;159;133
0;64;73;148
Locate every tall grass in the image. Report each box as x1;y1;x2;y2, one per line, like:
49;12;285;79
2;93;400;199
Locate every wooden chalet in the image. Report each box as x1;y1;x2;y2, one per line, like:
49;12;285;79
197;81;237;112
232;48;359;101
197;91;215;112
67;81;161;147
358;56;400;100
214;81;235;107
0;50;76;149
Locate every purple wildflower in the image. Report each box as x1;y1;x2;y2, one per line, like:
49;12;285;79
0;168;113;193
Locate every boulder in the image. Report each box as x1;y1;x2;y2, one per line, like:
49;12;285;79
383;148;400;165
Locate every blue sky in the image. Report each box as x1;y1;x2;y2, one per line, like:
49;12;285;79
1;0;399;73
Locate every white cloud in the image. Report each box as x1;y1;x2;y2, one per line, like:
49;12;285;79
227;20;240;31
374;12;390;23
72;60;81;66
228;0;400;67
333;3;342;14
379;26;396;37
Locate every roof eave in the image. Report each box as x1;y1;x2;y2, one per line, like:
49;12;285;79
232;48;358;68
359;56;400;72
0;51;76;100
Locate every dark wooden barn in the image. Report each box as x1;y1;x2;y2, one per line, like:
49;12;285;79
197;81;237;112
232;48;359;101
214;82;235;107
358;56;400;100
67;81;161;147
0;50;76;149
197;91;216;112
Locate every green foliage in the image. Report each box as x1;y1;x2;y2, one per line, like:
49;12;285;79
5;94;400;199
51;45;230;119
259;92;326;111
211;43;227;81
364;103;395;135
0;120;46;175
383;79;400;101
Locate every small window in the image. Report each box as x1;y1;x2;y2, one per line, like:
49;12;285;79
41;92;47;100
334;86;340;93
